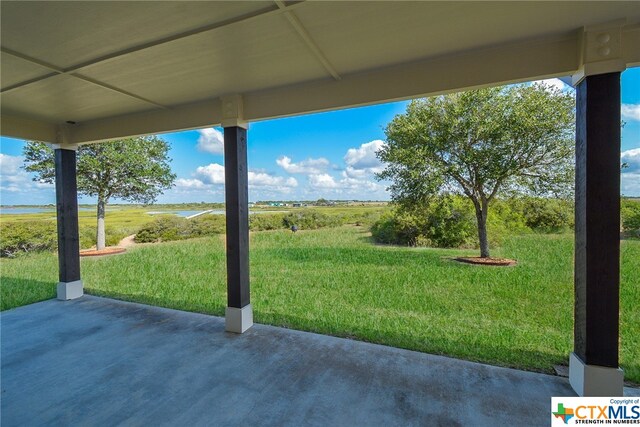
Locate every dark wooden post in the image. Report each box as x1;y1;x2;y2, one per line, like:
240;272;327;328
223;126;253;333
570;72;623;396
54;148;83;300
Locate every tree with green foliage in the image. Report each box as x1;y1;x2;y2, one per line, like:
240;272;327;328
377;84;575;257
23;137;176;250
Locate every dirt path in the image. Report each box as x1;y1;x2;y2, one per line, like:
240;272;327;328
118;234;137;248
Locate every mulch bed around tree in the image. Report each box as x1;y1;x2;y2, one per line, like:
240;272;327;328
80;247;127;257
453;256;517;266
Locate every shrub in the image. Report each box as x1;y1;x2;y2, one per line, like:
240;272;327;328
105;226;135;247
79;226;96;249
135;214;226;243
337;209;384;227
371;196;529;249
622;199;640;238
421;197;476;248
371;196;478;248
0;221;57;257
517;197;574;232
249;213;286;231
135;216;190;243
353;211;382;227
489;199;529;233
189;215;226;236
282;210;341;230
370;211;422;246
482;199;526;247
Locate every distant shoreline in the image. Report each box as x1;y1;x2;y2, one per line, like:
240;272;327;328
0;200;390;209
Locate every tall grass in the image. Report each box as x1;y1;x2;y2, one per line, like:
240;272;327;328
1;227;638;383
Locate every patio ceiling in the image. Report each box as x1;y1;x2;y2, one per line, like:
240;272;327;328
1;1;640;144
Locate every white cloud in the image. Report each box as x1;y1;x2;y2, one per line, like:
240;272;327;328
621;104;640;122
0;153;22;174
307;172;385;195
299;140;390;196
621;149;640;196
622;148;640;173
1;154;34;192
0;153;54;199
344;140;385;169
533;78;571;92
276;156;330;174
343;140;385;179
196;128;224;155
622;173;640;196
194;163;226;184
308;173;339;189
176;163;298;197
344;166;373;179
340;173;384;192
248;171;298;189
175;178;209;190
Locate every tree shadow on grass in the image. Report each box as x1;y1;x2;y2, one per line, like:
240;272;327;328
253;309;572;376
84;288;226;319
621;234;640;241
254;308;636;385
252;246;445;268
0;277;56;311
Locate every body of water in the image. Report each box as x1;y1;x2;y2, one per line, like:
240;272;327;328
0;207;54;215
0;207;94;215
146;210;223;217
1;208;285;217
148;210;284;217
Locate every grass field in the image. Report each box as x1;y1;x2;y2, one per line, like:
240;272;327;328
1;226;638;383
0;204;387;249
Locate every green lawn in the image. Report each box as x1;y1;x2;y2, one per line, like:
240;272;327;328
1;226;638;383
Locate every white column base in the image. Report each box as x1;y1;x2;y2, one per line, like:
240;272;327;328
57;280;84;300
569;352;624;396
225;304;253;333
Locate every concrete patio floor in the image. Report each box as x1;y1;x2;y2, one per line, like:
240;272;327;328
2;296;637;426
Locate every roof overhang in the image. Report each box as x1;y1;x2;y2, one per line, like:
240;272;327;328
2;1;639;144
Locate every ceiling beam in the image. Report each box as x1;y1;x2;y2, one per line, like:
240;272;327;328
1;114;58;142
275;0;341;81
9;27;638;145
67;99;222;145
1;48;168;109
243;34;582;123
0;2;306;95
622;24;640;67
59;33;580;144
69;74;168;109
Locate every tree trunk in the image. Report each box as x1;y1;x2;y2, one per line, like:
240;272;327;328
473;200;490;258
96;197;106;250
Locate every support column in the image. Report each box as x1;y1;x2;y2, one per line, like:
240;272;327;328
54;147;83;300
222;94;252;333
570;72;623;396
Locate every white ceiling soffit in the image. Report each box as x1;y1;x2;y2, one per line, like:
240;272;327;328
1;1;639;144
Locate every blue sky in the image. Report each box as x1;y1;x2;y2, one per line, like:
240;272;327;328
1;69;639;205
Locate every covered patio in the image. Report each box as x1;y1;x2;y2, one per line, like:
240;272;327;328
8;295;639;426
2;1;640;415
